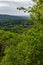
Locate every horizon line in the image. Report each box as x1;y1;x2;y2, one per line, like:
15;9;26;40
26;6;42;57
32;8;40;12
0;14;29;16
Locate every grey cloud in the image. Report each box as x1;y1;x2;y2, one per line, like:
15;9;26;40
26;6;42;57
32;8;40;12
0;1;33;16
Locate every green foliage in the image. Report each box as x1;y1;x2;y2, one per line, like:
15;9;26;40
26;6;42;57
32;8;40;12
0;18;31;33
0;24;43;65
0;0;43;65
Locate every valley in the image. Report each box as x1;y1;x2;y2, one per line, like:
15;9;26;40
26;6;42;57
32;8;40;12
0;15;32;33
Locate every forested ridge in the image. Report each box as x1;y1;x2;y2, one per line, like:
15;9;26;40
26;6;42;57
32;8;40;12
0;0;43;65
0;18;31;33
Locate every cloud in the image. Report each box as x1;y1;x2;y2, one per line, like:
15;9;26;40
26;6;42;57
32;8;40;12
0;0;33;16
8;0;31;2
0;3;10;7
0;0;32;2
0;1;33;8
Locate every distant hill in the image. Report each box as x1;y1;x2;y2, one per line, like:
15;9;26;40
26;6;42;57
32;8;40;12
0;14;29;20
0;14;31;33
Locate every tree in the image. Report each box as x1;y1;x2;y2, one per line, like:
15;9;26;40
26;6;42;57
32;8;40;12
17;0;43;24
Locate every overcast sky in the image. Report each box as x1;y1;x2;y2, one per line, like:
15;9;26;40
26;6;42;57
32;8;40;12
0;0;33;16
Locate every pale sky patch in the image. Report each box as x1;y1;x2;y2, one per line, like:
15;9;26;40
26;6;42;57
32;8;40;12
0;3;10;7
0;0;33;16
0;0;32;2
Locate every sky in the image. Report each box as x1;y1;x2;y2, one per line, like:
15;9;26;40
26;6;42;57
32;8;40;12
0;0;33;16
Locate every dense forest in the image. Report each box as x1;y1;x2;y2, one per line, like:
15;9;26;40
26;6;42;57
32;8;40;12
0;0;43;65
0;17;32;33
